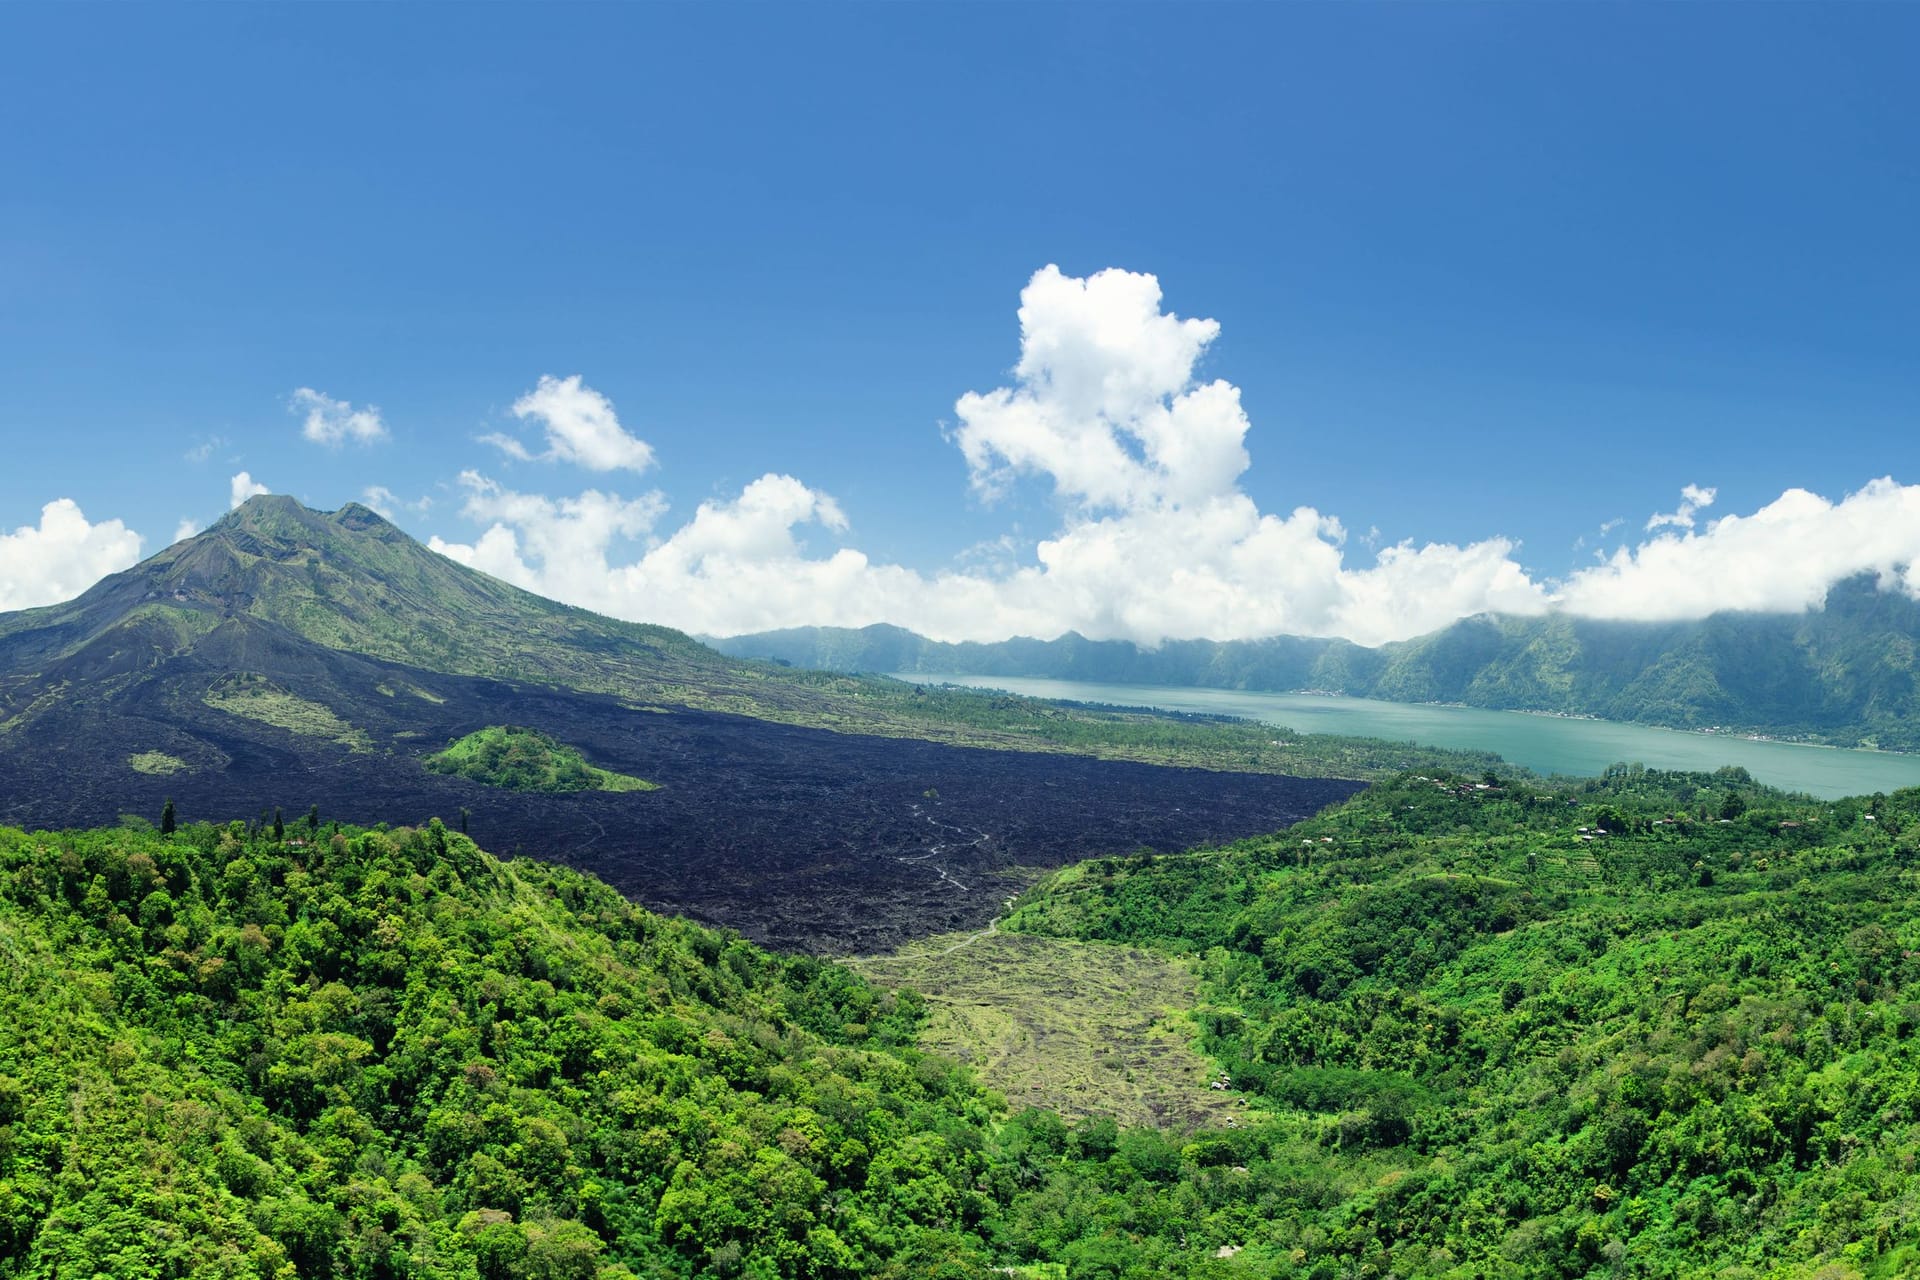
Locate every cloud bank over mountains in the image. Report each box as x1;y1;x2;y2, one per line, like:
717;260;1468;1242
11;266;1920;642
431;266;1920;646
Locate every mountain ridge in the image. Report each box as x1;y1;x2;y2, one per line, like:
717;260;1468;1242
1;495;727;705
713;575;1920;749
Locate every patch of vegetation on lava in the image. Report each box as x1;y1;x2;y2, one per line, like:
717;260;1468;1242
126;751;189;775
426;724;657;793
202;672;371;751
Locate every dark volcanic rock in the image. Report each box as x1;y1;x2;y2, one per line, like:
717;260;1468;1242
0;497;1364;952
0;640;1359;952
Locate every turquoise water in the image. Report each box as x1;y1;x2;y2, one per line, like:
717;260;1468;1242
902;673;1920;801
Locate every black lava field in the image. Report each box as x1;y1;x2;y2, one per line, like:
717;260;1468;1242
0;656;1361;952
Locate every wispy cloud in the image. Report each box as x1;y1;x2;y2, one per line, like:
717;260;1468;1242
1645;484;1717;532
481;374;657;473
361;485;433;521
184;434;227;464
291;387;388;447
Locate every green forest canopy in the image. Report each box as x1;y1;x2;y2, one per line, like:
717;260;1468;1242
2;764;1919;1278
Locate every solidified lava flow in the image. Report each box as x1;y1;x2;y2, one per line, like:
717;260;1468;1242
0;660;1361;953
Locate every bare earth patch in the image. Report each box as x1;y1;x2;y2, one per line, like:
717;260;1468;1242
859;930;1256;1130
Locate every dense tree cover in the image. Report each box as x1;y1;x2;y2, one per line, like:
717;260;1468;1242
0;816;1025;1279
1005;766;1920;1278
13;768;1920;1280
425;727;656;794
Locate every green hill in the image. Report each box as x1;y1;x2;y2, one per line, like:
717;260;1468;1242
0;814;999;1278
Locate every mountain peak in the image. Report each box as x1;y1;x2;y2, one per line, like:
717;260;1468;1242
216;491;318;528
213;494;399;543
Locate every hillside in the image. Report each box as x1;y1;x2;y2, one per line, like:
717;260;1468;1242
0;814;1001;1278
715;575;1920;749
10;775;1920;1278
979;766;1920;1277
0;497;1396;950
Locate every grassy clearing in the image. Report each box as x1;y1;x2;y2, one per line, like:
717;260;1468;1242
204;675;371;751
126;751;189;776
858;929;1254;1130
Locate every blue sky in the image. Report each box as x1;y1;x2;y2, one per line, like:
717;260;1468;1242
3;4;1918;643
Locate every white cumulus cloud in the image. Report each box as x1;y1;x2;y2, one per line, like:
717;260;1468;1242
429;471;670;606
430;266;1558;644
0;500;144;611
481;375;657;473
230;472;270;509
954;264;1248;511
427;266;1920;647
291;387;388;447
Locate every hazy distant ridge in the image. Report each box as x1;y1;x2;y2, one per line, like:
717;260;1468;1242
716;574;1920;750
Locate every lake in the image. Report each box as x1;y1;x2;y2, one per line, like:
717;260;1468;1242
901;673;1920;801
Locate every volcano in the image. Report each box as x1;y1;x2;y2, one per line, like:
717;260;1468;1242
0;496;1361;950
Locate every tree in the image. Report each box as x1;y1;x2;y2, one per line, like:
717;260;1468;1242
159;798;176;836
273;807;285;841
306;804;320;833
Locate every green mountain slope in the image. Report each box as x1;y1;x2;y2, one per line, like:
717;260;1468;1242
0;495;753;712
716;574;1920;748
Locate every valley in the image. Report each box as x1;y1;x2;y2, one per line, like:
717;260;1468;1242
7;761;1920;1278
0;668;1361;952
